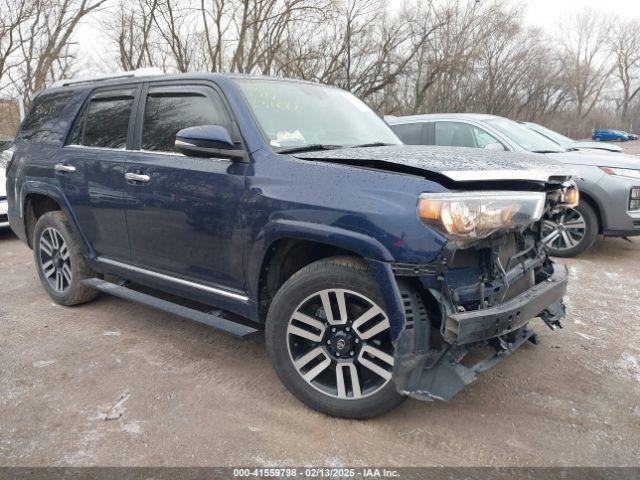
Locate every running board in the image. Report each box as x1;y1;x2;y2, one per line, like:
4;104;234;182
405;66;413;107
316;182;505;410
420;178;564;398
81;278;259;338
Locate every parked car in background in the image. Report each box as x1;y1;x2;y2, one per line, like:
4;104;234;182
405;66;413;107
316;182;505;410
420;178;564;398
521;122;622;153
628;133;638;141
592;129;629;142
5;71;574;418
387;114;640;257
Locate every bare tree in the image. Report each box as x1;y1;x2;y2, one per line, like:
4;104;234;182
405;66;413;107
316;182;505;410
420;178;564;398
111;0;160;71
608;18;640;124
0;0;36;90
9;0;107;105
556;8;614;119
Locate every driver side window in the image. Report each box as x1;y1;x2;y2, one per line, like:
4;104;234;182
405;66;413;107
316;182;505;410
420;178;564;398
141;91;230;153
434;121;503;149
435;122;477;148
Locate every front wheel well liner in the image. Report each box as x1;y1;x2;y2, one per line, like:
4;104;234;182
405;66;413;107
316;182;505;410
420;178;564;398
258;239;357;320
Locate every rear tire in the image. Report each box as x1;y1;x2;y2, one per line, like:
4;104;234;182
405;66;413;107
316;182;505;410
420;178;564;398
265;256;405;418
543;202;598;257
33;211;99;306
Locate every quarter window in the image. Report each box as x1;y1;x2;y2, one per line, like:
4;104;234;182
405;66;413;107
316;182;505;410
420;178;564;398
141;93;228;152
20;92;72;144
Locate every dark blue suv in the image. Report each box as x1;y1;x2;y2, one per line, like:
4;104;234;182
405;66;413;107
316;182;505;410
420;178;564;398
5;71;574;418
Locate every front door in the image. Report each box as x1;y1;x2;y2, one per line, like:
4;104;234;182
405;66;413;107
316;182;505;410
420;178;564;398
124;83;247;292
60;87;138;260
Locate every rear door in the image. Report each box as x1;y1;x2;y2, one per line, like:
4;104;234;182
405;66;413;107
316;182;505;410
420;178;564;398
124;82;247;292
61;86;139;260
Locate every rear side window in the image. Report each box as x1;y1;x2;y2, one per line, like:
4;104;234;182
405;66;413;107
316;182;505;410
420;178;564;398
20;92;73;144
141;93;228;152
70;94;134;149
391;123;425;145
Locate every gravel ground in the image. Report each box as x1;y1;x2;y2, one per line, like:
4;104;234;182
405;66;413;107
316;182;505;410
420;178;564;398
1;144;640;467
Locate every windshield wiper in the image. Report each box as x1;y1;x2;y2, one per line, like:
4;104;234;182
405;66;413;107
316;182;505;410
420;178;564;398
278;144;342;154
531;149;563;154
350;142;395;148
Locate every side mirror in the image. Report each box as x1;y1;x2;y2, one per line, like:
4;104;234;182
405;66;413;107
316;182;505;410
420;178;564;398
175;125;245;161
484;142;506;151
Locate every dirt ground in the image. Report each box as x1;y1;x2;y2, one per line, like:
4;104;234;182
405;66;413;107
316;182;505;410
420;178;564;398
1;145;640;467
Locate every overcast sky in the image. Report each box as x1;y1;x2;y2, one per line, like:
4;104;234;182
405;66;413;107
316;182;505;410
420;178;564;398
517;0;640;25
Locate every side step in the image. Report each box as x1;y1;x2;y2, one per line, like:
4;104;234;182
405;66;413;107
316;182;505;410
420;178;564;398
81;278;259;338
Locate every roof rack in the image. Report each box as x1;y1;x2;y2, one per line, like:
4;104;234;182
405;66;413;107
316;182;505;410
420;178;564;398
51;68;165;88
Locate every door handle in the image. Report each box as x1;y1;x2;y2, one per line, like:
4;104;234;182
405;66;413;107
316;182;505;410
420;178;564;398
125;172;151;183
55;163;76;173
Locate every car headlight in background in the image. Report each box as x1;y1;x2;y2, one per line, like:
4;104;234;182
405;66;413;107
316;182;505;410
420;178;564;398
418;191;546;244
599;166;640;180
630;187;640;211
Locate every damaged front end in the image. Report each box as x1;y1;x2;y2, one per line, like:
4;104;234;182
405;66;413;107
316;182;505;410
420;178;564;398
392;181;574;401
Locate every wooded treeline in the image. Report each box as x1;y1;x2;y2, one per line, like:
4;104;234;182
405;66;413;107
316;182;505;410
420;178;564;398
1;0;640;138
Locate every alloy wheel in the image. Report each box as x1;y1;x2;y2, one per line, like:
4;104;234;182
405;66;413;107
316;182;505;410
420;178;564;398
39;227;72;293
287;288;394;400
542;208;587;252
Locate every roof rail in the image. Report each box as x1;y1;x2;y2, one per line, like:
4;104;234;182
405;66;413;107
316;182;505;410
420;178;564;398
51;68;165;88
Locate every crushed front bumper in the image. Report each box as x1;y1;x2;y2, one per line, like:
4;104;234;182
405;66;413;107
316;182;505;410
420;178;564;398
443;266;568;345
393;266;568;401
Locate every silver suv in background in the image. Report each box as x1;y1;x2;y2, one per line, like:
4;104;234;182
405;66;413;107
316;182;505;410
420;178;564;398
386;114;640;257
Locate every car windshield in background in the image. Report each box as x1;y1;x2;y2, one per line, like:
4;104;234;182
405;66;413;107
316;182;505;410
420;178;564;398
486;118;565;153
236;79;401;151
528;124;574;148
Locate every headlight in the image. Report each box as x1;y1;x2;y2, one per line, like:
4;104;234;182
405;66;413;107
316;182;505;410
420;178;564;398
600;167;640;180
418;191;546;244
559;180;579;208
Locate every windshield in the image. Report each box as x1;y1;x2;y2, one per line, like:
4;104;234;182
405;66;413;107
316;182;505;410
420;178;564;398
527;123;574;148
236;79;401;150
485;118;565;153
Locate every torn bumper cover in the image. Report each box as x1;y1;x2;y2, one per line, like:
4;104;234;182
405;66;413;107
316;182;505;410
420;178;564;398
392;265;568;402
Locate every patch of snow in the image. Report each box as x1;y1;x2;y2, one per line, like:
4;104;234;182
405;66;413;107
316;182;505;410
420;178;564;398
33;360;56;368
575;332;599;341
618;353;640;383
122;421;142;435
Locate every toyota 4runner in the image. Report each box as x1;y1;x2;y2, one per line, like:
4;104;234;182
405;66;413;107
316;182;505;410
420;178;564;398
5;71;575;418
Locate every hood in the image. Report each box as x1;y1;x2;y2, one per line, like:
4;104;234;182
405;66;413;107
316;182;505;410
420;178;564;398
295;145;573;183
571;141;623;153
547;150;640;169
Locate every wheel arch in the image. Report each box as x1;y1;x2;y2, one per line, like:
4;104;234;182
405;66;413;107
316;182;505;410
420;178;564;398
579;191;604;234
249;220;406;338
21;182;92;255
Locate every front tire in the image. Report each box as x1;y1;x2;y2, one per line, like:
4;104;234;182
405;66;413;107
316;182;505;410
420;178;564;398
266;257;405;418
542;202;598;257
33;211;99;306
